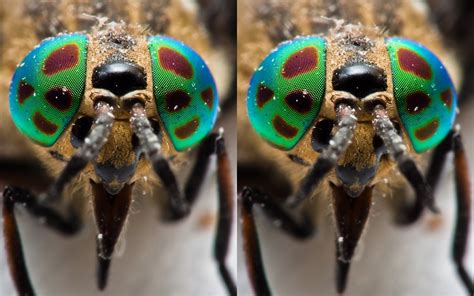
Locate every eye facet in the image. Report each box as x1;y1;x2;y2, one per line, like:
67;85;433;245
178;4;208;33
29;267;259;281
386;37;457;153
9;33;88;147
148;36;218;151
247;36;327;150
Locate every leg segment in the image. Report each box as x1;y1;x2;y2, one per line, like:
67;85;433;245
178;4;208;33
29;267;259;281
130;103;236;295
395;131;454;225
391;128;473;293
2;186;82;296
287;103;356;207
0;159;51;191
239;186;315;295
372;104;437;213
45;101;114;203
452;132;474;294
1;101;113;295
214;136;236;295
153;133;222;220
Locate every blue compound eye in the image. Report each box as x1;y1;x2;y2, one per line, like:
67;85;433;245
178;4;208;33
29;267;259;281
247;36;327;150
148;36;218;151
9;33;88;147
386;37;457;153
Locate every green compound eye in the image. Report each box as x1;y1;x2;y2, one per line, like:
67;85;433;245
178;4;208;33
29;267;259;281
9;33;88;147
148;36;218;151
386;37;457;153
247;36;327;150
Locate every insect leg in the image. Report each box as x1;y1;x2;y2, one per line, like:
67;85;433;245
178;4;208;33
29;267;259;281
130;103;189;219
395;130;454;224
372;104;438;213
330;183;373;294
2;186;82;296
240;186;315;295
45;101;114;203
452;131;474;294
287;103;357;207
214;134;236;295
240;188;271;296
1;101;113;295
179;131;238;294
130;103;236;295
184;134;219;208
0;158;52;191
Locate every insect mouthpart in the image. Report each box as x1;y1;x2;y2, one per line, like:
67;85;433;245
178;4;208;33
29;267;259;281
93;158;139;195
87;95;155;195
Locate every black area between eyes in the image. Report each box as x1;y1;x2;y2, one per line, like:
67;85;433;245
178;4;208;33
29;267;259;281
92;62;147;96
332;63;387;98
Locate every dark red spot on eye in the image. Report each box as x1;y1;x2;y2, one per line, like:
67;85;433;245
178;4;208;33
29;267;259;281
18;80;34;104
405;91;431;114
201;87;214;109
285;90;313;113
33;112;58;135
397;48;432;80
441;88;452;109
165;90;191;112
158;47;193;79
43;44;80;76
272;115;298;139
256;84;274;107
282;47;318;79
415;119;439;141
175;118;200;139
45;87;73;111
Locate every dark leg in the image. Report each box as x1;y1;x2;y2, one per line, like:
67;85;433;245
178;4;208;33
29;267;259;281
452;132;474;294
330;184;373;294
185;134;220;206
395;131;454;225
2;186;82;296
240;188;271;296
162;134;236;295
394;129;473;293
1;101;113;295
130;105;236;295
0;158;52;191
214;136;236;295
153;133;226;220
239;186;315;296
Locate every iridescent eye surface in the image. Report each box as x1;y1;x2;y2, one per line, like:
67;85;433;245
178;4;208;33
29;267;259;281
386;37;457;153
247;36;327;150
148;36;218;151
9;33;88;147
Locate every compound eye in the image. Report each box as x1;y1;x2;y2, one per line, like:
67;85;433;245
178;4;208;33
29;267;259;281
148;36;218;151
247;36;327;150
9;33;88;147
386;37;457;153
